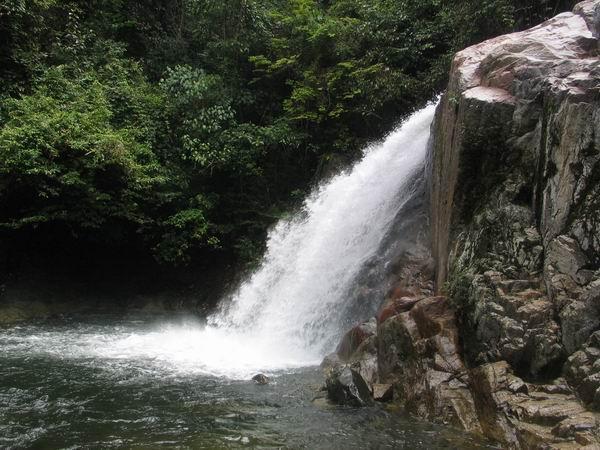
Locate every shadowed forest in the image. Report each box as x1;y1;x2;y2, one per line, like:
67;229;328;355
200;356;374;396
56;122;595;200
0;0;573;293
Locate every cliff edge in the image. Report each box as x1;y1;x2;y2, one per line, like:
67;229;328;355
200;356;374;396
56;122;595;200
326;1;600;448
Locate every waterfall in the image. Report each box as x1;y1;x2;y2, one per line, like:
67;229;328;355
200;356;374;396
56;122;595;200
36;102;438;379
195;102;438;377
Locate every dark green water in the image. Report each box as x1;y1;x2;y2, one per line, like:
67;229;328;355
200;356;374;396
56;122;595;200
0;313;491;449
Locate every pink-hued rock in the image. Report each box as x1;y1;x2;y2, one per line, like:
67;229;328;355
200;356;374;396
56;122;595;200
376;296;421;324
425;0;600;447
336;318;376;361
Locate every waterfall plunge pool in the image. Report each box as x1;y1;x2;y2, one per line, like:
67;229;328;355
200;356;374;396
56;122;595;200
0;312;493;449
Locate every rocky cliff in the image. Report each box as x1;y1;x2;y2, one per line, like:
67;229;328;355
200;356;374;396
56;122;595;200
325;1;600;448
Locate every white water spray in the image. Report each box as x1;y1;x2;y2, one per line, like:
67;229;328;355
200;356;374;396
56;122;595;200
1;103;437;379
196;101;438;376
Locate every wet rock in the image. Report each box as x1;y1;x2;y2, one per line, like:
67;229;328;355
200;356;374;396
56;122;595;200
372;383;393;402
349;354;378;392
327;317;379;394
251;374;269;385
336;318;376;361
377;296;421;324
320;352;341;371
377;296;481;432
311;395;334;409
325;366;373;407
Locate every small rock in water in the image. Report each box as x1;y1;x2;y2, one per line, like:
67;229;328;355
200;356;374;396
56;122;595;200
252;374;269;385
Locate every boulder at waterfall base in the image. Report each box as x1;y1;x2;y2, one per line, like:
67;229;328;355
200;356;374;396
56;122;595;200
325;366;374;407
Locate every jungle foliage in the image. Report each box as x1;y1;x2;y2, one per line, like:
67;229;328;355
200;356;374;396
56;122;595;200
0;0;574;269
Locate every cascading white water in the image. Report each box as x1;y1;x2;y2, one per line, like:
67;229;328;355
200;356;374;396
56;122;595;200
2;102;437;379
192;101;438;376
104;102;438;378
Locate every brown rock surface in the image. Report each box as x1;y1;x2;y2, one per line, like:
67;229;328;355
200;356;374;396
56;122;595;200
426;0;600;446
377;296;481;433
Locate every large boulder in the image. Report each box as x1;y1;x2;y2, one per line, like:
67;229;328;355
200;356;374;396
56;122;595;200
328;317;379;392
421;0;600;446
374;0;600;447
328;1;600;446
325;366;373;407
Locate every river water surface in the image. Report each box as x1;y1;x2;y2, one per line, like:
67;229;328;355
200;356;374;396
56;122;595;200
0;312;492;449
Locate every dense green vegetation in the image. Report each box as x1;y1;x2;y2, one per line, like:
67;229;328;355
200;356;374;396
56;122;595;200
0;0;574;276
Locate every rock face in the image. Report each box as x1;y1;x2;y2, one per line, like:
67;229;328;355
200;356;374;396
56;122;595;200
427;0;600;446
323;317;379;405
469;361;600;448
430;0;600;378
431;0;599;380
327;1;600;448
378;295;482;433
335;318;377;361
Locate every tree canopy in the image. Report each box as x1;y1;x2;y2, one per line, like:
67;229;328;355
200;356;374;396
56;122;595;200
0;0;575;270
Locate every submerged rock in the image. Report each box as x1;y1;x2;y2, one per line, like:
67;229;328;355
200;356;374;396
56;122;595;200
311;394;335;409
327;317;380;393
251;374;269;385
